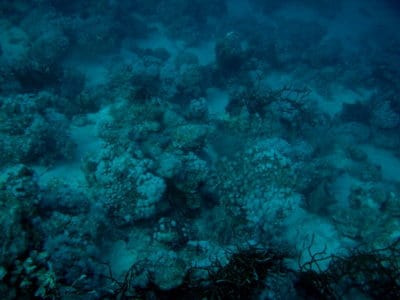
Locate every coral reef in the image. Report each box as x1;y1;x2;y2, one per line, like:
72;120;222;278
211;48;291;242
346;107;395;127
0;0;399;298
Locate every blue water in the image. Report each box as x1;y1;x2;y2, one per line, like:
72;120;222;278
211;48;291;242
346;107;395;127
0;0;399;298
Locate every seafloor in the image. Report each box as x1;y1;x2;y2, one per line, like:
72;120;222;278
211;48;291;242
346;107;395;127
0;0;400;299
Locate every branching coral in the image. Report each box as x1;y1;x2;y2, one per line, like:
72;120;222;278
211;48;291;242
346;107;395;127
296;238;400;299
